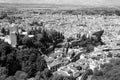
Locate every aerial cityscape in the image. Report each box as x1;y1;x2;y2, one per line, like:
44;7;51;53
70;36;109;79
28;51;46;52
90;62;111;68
0;0;120;80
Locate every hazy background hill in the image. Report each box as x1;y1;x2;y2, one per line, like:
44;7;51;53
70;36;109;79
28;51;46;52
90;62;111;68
0;3;120;10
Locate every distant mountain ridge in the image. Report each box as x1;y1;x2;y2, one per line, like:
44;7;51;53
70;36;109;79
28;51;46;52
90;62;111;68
0;3;120;10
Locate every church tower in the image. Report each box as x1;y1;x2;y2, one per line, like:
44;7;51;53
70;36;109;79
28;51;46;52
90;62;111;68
9;23;18;47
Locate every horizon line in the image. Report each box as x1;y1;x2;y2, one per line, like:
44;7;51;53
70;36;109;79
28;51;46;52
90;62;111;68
0;2;120;9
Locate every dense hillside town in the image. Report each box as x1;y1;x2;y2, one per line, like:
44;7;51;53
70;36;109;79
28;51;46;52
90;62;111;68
0;5;120;80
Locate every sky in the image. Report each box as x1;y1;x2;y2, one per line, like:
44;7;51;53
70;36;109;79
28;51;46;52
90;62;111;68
0;0;120;6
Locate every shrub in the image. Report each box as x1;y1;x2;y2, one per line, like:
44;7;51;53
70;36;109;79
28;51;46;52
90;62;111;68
0;67;8;80
6;52;21;76
47;29;64;44
0;42;12;55
5;76;16;80
35;69;53;80
36;56;48;72
15;71;27;80
93;68;103;76
22;36;35;48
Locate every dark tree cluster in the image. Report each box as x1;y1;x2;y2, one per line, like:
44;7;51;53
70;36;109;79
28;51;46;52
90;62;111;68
76;30;104;47
0;41;13;66
0;38;49;80
92;59;120;80
20;28;64;54
74;30;104;52
16;48;47;78
0;41;22;78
